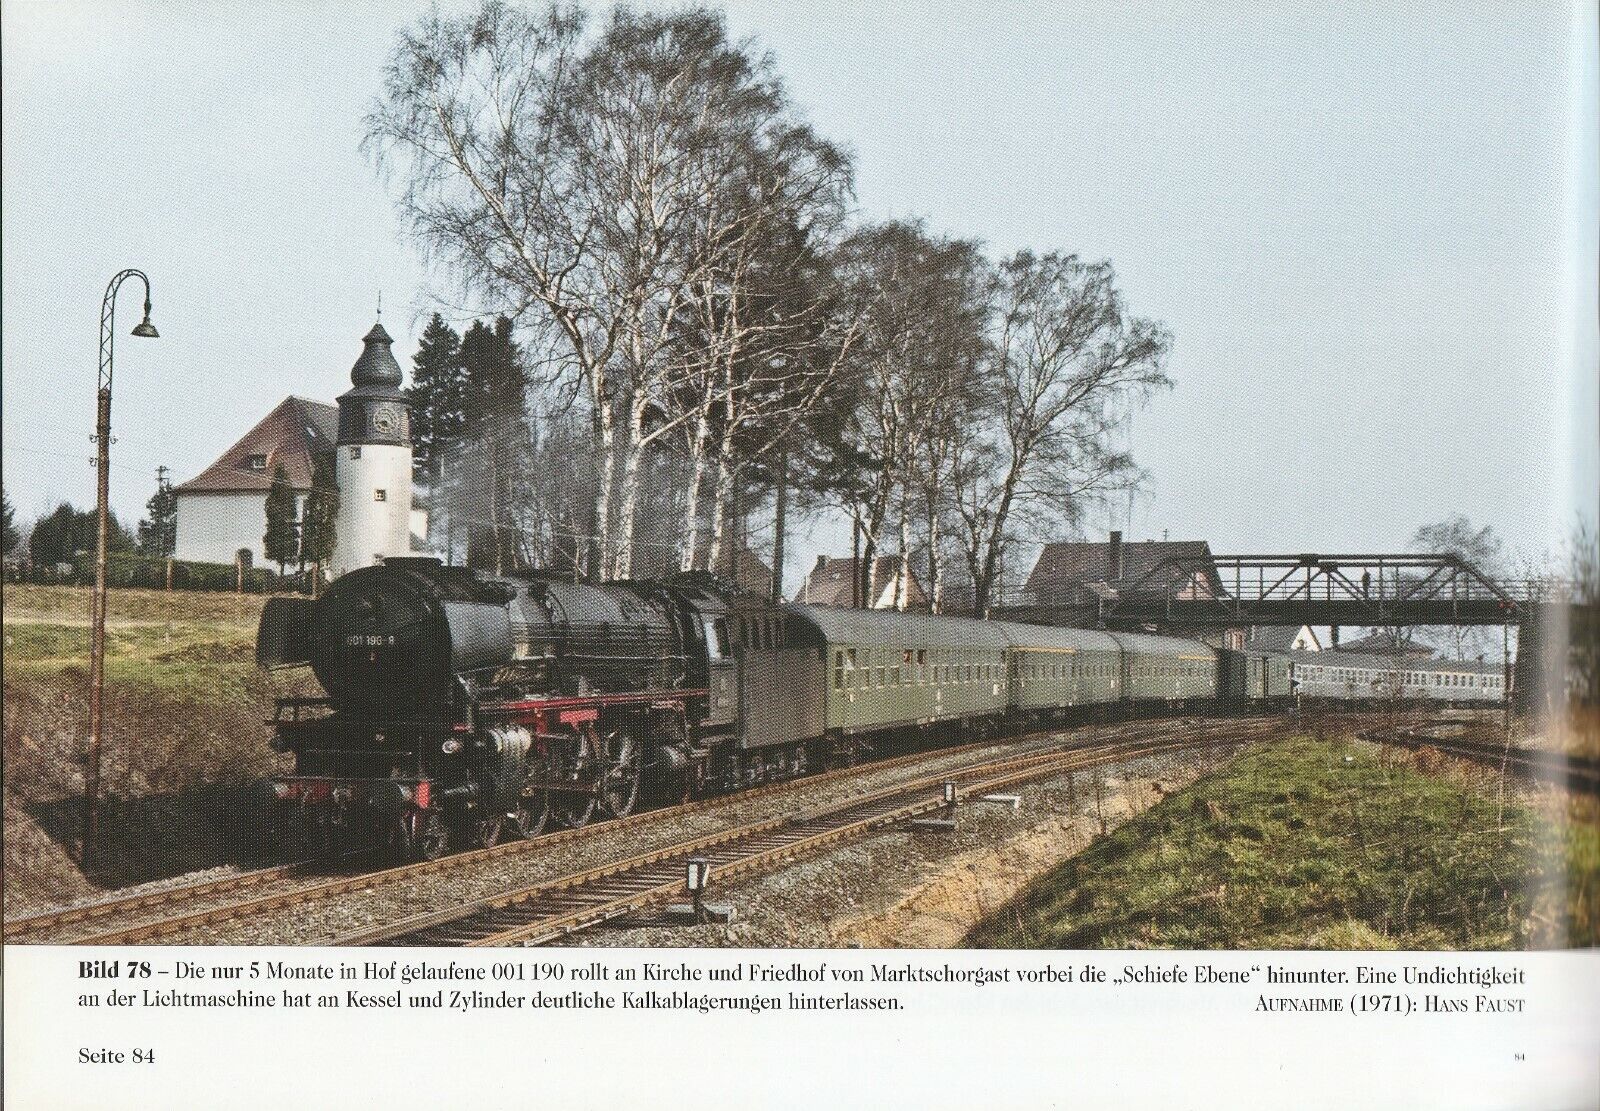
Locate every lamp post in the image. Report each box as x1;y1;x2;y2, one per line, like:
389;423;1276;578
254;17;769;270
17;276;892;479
84;269;159;869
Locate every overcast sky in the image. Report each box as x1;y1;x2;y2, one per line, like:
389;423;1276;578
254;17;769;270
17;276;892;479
3;0;1595;585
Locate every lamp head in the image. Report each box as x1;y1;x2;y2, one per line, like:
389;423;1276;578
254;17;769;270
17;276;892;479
131;300;159;339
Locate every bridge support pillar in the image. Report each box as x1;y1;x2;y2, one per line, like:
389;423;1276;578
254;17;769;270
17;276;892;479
1513;605;1569;718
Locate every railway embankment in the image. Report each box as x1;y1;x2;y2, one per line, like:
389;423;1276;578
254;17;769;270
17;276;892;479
965;732;1597;950
2;584;308;911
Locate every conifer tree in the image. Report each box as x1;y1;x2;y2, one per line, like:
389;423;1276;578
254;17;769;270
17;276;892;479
407;313;466;556
300;453;339;590
458;316;531;573
406;313;466;484
1;487;18;556
263;465;299;576
136;468;178;558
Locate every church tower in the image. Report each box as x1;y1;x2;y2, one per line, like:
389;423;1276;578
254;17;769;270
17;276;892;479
330;320;413;579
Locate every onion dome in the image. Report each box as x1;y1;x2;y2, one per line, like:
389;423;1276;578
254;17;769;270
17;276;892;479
350;321;403;387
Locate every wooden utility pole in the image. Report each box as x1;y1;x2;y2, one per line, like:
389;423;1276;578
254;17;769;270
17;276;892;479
852;516;861;609
85;385;112;868
770;448;787;603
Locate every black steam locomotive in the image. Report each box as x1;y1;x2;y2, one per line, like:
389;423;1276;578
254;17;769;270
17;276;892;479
258;558;771;859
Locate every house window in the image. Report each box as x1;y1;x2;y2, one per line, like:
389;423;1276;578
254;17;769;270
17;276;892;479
247;454;267;471
374;489;387;502
349;446;362;459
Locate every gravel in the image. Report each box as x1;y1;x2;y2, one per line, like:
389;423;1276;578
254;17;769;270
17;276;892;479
567;746;1238;949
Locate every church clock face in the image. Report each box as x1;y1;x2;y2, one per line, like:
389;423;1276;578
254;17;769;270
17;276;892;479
369;403;399;437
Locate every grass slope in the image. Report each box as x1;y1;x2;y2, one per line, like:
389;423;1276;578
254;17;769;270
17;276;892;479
3;584;312;900
966;736;1555;950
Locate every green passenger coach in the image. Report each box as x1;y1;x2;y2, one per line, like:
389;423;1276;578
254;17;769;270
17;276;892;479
785;604;1013;734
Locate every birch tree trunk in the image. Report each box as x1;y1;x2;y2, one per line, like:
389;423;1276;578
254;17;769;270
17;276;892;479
594;399;618;580
678;413;710;572
706;444;738;575
611;396;649;580
895;492;911;610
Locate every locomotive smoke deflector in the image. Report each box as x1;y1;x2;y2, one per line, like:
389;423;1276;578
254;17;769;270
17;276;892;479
257;596;316;668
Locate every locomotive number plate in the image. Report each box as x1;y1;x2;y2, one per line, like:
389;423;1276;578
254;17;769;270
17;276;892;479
345;634;397;647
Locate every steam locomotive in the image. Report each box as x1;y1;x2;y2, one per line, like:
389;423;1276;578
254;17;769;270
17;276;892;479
258;558;759;858
256;556;1495;860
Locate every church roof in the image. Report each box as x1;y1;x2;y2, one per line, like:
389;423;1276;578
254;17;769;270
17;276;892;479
350;320;403;387
172;396;336;494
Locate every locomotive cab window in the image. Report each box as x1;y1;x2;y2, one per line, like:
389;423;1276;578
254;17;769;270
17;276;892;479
705;617;730;659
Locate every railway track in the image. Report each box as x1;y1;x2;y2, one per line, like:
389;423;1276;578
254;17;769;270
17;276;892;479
1;854;373;942
336;721;1271;947
11;725;1131;945
1359;727;1600;793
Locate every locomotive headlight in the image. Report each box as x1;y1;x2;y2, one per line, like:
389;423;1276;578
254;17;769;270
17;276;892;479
441;738;463;755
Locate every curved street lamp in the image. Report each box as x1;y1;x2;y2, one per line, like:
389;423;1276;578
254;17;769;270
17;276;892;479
85;269;159;869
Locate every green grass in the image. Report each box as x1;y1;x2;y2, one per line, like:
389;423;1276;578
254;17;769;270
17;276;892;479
966;736;1553;950
3;583;268;697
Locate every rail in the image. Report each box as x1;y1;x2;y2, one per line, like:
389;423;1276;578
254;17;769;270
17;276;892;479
336;722;1272;947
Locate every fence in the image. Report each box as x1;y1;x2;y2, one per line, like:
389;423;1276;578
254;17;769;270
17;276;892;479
3;553;316;595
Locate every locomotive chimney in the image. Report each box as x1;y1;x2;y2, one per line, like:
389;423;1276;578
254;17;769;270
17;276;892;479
1108;530;1123;581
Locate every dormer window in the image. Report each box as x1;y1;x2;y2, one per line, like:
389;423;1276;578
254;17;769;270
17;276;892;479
247;454;267;471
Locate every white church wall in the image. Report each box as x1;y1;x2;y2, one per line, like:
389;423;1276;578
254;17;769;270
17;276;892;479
174;492;266;566
174;492;309;568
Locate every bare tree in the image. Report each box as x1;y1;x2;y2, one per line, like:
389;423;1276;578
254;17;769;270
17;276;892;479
901;239;990;612
1563;516;1599;702
668;94;855;575
369;3;629;574
951;252;1171;616
370;4;860;581
822;221;989;608
1410;514;1504;660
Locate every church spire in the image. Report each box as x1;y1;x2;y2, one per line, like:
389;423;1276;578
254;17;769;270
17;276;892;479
350;320;403;388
